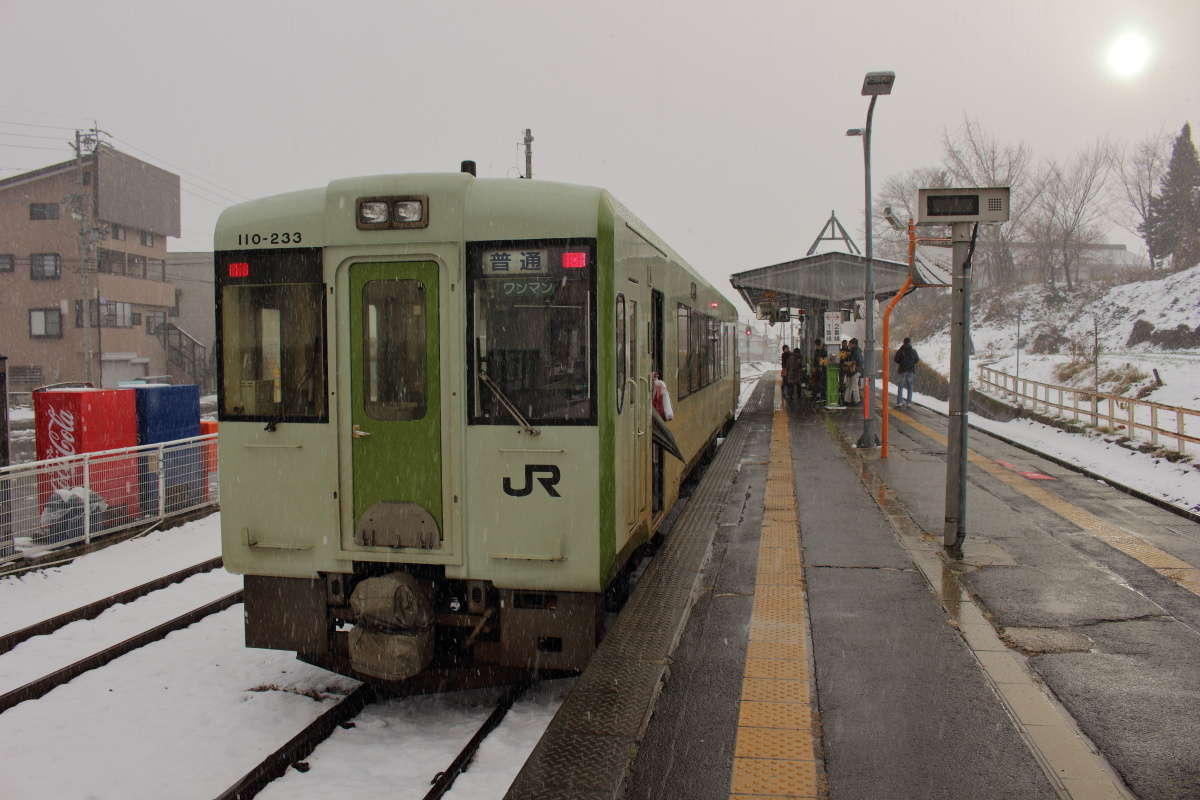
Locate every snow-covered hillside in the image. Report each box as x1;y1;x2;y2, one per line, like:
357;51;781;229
915;263;1200;408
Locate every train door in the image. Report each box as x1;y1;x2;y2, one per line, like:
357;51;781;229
629;298;649;518
618;289;651;536
651;289;665;514
348;261;443;550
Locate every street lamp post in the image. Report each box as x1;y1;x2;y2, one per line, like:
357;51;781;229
848;71;895;449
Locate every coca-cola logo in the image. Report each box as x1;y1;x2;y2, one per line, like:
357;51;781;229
45;406;77;491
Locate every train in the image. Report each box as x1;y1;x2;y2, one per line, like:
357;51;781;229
214;164;739;683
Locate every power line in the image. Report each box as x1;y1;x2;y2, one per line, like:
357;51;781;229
109;134;248;203
0;131;68;142
0;119;81;132
0;142;71;152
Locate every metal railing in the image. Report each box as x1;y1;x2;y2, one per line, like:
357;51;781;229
0;434;218;563
977;365;1199;455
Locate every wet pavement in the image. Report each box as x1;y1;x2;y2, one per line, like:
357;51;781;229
628;378;1200;799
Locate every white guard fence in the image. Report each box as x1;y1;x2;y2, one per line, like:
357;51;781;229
977;366;1199;456
0;434;218;564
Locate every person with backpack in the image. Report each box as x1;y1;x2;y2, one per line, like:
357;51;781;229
894;337;919;407
844;338;863;406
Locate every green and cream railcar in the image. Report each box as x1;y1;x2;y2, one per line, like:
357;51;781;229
215;170;738;682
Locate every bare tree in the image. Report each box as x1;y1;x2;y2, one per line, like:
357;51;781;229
941;117;1047;287
1036;140;1116;290
872;166;951;261
1116;131;1171;270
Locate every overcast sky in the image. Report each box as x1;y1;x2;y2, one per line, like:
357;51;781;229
3;0;1196;311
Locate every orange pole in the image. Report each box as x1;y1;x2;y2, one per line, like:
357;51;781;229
881;220;917;459
881;221;950;458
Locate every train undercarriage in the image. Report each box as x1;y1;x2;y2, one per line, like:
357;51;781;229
243;571;605;689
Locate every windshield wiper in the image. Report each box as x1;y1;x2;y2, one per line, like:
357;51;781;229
479;370;540;436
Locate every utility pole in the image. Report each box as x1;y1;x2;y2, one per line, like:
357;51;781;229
73;130;94;384
944;222;975;558
523;128;534;179
71;127;107;385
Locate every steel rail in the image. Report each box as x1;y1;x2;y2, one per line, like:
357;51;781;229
0;556;224;655
0;590;242;715
212;684;377;800
424;682;531;800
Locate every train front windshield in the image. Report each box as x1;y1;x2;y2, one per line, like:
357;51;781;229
468;240;597;425
216;248;327;423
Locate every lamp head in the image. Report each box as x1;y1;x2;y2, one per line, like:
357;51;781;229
862;71;895;96
846;128;864;137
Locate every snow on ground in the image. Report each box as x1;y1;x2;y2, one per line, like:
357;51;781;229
0;605;361;800
881;380;1200;515
0;512;569;799
738;361;772;416
906;266;1200;514
0;514;222;634
259;679;573;800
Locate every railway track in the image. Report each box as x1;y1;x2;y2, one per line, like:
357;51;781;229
0;589;242;714
0;556;224;654
214;681;532;800
0;556;238;715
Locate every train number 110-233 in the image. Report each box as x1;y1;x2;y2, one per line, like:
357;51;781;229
236;232;303;246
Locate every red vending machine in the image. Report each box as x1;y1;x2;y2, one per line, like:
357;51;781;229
35;388;139;518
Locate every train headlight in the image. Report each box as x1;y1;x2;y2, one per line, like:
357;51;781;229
393;200;423;223
358;201;390;225
356;195;429;230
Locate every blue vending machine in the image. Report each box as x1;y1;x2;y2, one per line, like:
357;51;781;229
135;385;201;514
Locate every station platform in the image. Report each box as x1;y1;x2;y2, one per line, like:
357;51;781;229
506;374;1200;800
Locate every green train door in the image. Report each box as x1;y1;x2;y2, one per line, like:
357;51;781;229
349;261;443;550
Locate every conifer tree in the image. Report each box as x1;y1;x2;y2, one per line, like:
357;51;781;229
1141;123;1200;270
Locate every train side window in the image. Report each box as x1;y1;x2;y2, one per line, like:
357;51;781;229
628;299;638;402
362;279;426;421
676;304;690;399
616;294;626;413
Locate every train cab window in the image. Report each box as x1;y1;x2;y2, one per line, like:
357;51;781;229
216;247;327;423
362;279;426;420
467;239;597;425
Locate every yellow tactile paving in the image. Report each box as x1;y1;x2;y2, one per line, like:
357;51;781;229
738;700;814;730
734;726;817;760
731;757;821;796
744;657;810;679
746;640;807;661
728;401;824;800
893;409;1200;597
742;677;812;704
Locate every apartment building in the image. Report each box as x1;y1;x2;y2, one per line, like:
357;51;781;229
0;144;181;390
165;251;215;392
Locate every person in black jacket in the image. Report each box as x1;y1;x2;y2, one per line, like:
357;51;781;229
781;346;794;398
844;338;863;405
894;337;919;407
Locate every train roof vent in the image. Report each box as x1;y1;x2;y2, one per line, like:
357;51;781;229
460;160;476;177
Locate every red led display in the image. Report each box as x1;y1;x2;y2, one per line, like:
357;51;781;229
561;251;587;269
228;262;250;278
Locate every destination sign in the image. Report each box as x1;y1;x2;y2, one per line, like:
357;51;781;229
482;248;549;276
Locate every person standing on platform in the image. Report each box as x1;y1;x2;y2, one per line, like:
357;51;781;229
837;339;851;403
894;337;919;407
780;346;794;398
845;338;862;406
812;338;828;399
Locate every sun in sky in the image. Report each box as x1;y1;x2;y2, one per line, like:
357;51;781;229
1106;32;1151;78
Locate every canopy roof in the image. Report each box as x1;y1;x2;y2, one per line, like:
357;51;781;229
729;250;913;311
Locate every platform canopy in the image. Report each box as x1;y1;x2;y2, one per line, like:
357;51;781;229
729;250;912;311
